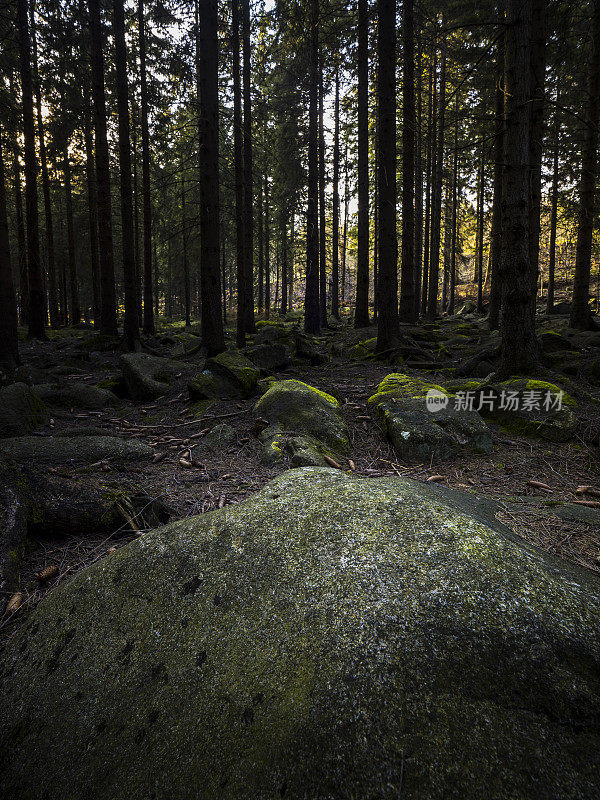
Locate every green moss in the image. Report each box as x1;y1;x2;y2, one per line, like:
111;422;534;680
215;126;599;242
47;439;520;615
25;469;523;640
367;373;448;408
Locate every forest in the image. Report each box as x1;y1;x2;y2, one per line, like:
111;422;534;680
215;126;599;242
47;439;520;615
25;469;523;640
1;0;600;796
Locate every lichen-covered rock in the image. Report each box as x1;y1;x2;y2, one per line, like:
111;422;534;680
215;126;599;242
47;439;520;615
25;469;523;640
368;373;492;462
254;379;349;466
189;351;260;400
293;331;329;364
192;423;237;457
34;382;121;410
0;435;153;464
120;353;186;400
207;350;260;395
539;330;576;353
258;428;333;468
243;343;291;373
11;364;50;385
0;383;48;438
1;468;600;800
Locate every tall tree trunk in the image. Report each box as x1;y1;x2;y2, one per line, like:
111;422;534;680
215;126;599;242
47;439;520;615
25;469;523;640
421;51;435;314
488;14;505;331
113;0;139;350
476;146;484;313
30;0;57;327
181;170;190;327
399;0;416;321
570;0;600;330
547;85;560;314
442;183;452;311
132;101;142;325
12;142;27;326
241;0;255;334
139;0;154;335
84;112;101;328
304;0;320;334
0;134;19;369
355;0;370;327
331;66;340;319
375;0;399;351
499;0;540;374
63;147;81;326
17;0;45;338
88;0;118;335
167;235;173;318
280;212;288;315
427;31;445;318
448;95;459;315
528;0;547;305
341;151;349;306
232;0;246;346
289;215;295;308
414;31;424;317
264;174;270;318
318;53;327;326
198;0;225;354
258;178;264;313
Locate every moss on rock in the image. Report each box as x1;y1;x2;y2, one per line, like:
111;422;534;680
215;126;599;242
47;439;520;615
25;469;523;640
0;383;49;438
1;468;600;800
120;353;187;401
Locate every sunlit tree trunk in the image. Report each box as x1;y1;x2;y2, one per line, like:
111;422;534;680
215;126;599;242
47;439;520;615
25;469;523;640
232;0;246;345
139;0;154;334
488;13;505;331
427;28;445;318
63;147;81;326
547;85;560;314
318;53;327;326
331;66;340;319
84;112;101;328
241;0;255;333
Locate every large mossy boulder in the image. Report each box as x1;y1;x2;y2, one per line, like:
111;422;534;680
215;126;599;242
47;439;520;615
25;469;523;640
120;353;186;401
368;373;492;462
254;379;349;466
2;468;600;800
34;382;121;410
188;350;259;401
0;435;153;464
0;383;48;438
243;343;291;373
444;377;578;442
293;331;329;364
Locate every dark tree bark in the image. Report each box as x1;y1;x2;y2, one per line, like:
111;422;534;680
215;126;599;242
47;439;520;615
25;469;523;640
258;178;264;313
12;141;27;326
442;183;452;311
528;0;546;303
113;0;139;350
318;54;327;326
448;95;459;315
414;31;424;317
62;148;81;326
232;0;246;346
304;0;320;334
331;66;340;319
88;0;118;335
476;146;484;313
289;216;295;308
264;174;270;318
17;0;45;338
181;170;191;327
399;0;416;322
421;51;435;315
280;212;288;315
341;150;349;305
488;16;505;331
241;0;255;334
83;112;101;327
198;0;225;354
427;33;446;318
375;0;399;351
30;0;57;327
138;0;154;335
547;85;560;314
355;0;370;327
0;134;19;369
570;0;600;330
499;0;540;375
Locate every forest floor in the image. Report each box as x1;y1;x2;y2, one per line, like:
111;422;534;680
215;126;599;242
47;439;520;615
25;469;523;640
1;303;600;646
